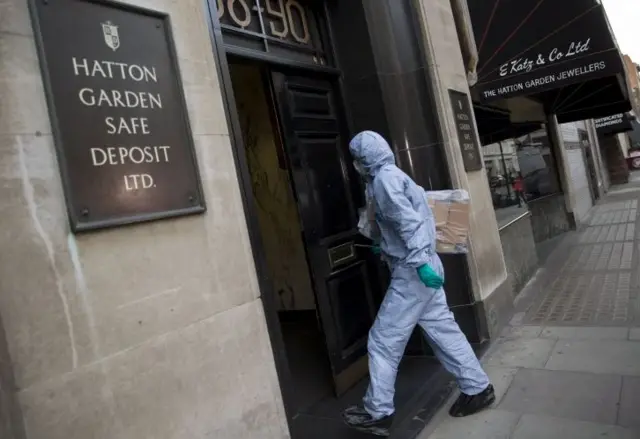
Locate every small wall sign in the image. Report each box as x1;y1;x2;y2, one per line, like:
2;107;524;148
30;0;205;232
594;113;633;137
449;89;483;172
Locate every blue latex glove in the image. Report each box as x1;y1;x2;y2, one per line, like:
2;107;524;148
417;264;444;289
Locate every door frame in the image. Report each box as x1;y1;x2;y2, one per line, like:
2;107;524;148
269;70;379;395
202;0;356;426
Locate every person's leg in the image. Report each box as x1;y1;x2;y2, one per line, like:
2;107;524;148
417;287;495;417
343;267;426;435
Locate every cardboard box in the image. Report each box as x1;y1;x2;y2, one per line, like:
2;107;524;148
426;191;470;254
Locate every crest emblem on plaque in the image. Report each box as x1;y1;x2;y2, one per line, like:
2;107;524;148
101;21;120;51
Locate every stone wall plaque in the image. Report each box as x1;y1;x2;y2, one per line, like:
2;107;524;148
30;0;205;232
449;89;483;172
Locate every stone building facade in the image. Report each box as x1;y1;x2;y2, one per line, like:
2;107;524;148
0;0;630;438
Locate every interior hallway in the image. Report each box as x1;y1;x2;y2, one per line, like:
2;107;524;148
419;174;640;439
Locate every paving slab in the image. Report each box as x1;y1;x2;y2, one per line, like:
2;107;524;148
483;366;518;405
545;340;640;376
498;369;621;424
512;414;639;439
425;410;520;439
500;326;543;339
484;338;556;369
540;326;629;340
618;376;640;430
629;328;640;340
509;312;526;326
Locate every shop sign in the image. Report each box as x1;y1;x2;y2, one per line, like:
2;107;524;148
595;114;624;129
468;1;625;102
449;90;483;172
30;0;205;232
595;113;633;137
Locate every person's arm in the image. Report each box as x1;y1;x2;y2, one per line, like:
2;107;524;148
373;173;433;268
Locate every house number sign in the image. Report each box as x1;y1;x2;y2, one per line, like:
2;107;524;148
217;0;311;44
214;0;329;66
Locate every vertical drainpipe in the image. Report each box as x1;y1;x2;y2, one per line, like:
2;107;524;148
450;0;479;87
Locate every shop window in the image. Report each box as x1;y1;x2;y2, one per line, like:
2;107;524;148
483;126;561;226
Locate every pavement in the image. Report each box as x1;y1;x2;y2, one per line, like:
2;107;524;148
419;176;640;439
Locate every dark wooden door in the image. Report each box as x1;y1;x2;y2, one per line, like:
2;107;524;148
270;71;378;394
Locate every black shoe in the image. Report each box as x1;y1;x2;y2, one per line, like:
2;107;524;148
342;405;394;437
449;384;496;417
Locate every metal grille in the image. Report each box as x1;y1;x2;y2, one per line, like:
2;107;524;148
527;272;636;325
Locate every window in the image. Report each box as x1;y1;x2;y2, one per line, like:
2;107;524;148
483;126;562;226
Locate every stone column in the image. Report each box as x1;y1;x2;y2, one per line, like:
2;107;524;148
547;114;579;228
585;119;608;198
413;0;512;338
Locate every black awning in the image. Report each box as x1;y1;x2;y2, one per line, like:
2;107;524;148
594;112;635;137
551;75;631;123
468;0;630;120
473;104;542;145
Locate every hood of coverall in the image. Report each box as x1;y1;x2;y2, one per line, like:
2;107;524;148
349;131;396;177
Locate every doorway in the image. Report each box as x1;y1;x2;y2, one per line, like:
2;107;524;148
229;61;337;411
228;58;381;403
227;59;446;438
